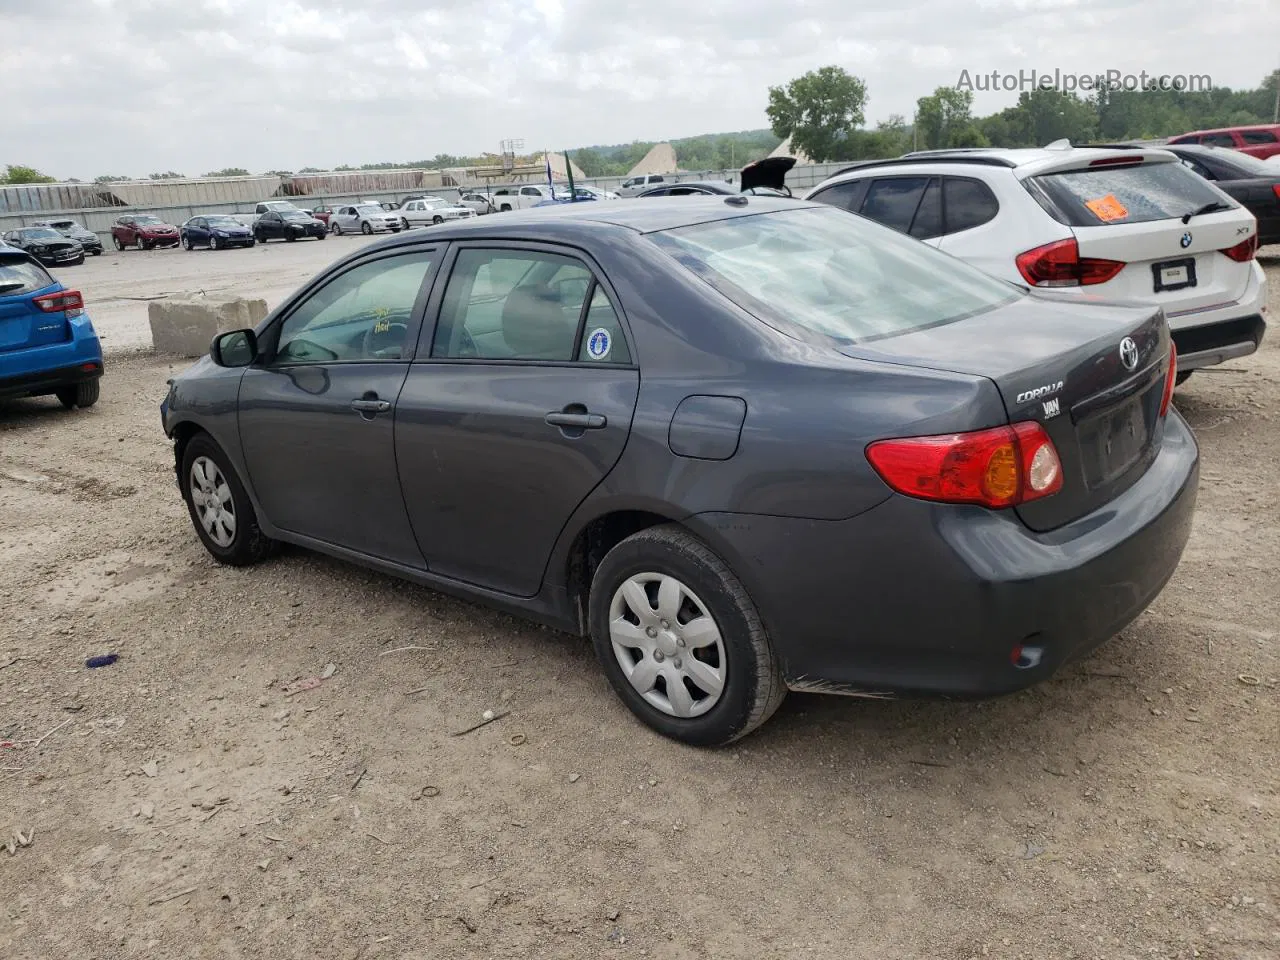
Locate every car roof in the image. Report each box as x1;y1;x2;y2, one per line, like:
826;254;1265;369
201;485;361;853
370;195;817;239
641;181;735;193
1175;124;1280;137
823;145;1180;181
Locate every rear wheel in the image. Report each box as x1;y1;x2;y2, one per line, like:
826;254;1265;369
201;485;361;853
588;525;785;746
180;433;277;567
55;379;99;410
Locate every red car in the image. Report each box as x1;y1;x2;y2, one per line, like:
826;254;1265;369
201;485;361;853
1168;124;1280;160
307;205;333;225
111;215;181;251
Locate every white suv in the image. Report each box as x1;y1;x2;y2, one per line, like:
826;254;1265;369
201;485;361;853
806;144;1267;379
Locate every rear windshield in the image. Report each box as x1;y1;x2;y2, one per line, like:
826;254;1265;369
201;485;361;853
1215;151;1277;176
0;257;56;297
650;206;1019;344
1027;160;1230;226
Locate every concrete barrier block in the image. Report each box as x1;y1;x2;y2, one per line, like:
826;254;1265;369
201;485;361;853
148;294;268;357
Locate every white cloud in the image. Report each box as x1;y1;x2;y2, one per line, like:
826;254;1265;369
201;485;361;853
0;0;1274;179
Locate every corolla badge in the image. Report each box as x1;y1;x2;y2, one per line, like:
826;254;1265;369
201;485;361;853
1119;336;1139;371
1180;232;1192;248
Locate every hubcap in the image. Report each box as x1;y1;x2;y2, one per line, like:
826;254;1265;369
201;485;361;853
608;573;726;718
189;456;236;548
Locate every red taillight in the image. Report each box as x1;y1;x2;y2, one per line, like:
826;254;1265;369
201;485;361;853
33;290;84;318
866;421;1063;509
1015;238;1125;287
1272;184;1280;201
1219;234;1257;263
1160;343;1177;416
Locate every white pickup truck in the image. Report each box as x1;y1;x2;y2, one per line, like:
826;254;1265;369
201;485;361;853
487;184;556;211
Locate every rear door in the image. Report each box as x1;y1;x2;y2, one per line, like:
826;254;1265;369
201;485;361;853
395;242;640;597
1023;156;1257;315
0;255;67;354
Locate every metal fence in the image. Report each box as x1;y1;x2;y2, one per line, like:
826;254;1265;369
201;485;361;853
0;163;854;240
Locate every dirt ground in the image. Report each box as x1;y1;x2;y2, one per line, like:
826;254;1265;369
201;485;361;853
1;244;1277;960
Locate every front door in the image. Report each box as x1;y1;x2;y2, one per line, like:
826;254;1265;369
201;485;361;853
237;246;440;566
395;244;639;597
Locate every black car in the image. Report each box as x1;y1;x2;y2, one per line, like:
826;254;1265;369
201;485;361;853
1;227;84;266
254;210;328;243
160;198;1196;746
32;219;103;256
1094;143;1280;245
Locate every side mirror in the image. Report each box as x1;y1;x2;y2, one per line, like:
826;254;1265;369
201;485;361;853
210;329;257;367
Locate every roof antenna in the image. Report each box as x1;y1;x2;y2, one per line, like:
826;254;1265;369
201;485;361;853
1044;139;1072;150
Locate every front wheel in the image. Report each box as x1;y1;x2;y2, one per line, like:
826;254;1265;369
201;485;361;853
180;433;277;567
210;235;222;251
183;235;194;251
331;222;342;236
91;249;102;256
55;379;99;409
361;221;373;235
112;235;125;251
588;525;785;747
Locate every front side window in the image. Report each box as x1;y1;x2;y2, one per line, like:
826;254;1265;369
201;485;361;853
650;206;1019;344
275;252;435;364
432;249;598;361
1241;130;1278;145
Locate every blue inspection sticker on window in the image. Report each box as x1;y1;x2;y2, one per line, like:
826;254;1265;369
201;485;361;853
586;327;611;360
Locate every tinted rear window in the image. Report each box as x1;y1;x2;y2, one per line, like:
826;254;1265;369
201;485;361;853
0;257;56;297
1241;130;1278;145
650;206;1019;344
943;177;999;233
1027;161;1230;226
861;177;929;232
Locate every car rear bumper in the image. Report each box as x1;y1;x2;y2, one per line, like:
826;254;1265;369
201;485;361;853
0;326;104;401
1164;261;1268;370
687;410;1199;698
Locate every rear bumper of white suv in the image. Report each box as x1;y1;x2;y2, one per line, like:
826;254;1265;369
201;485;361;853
1165;261;1268;371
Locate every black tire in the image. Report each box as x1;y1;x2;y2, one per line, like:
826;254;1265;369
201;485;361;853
316;231;325;240
286;231;297;242
499;204;512;212
180;433;277;567
211;234;222;251
588;524;785;746
73;253;85;265
248;238;256;247
1175;371;1193;386
113;235;125;251
183;235;194;251
138;238;150;251
331;222;342;236
361;221;373;235
55;379;99;410
91;249;102;256
432;215;443;225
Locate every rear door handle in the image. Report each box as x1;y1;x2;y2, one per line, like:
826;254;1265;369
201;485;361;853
544;411;606;429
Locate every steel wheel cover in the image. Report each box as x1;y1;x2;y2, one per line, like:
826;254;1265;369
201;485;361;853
189;456;236;548
609;573;727;718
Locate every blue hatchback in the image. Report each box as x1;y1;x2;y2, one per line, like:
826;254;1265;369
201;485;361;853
0;247;103;408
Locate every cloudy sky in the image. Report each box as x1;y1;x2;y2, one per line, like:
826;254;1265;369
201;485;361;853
3;0;1277;180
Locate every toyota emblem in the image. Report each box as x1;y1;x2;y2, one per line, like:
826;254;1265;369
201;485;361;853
1119;337;1139;371
1180;232;1192;248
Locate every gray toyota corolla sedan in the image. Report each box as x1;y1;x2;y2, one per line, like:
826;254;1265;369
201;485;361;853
161;197;1199;746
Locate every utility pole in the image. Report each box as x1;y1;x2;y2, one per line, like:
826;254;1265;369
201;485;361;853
1273;69;1279;122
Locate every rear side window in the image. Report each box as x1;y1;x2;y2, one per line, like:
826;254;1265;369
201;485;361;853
1241;130;1278;145
651;206;1018;345
860;177;929;233
942;178;999;233
1027;161;1231;227
0;257;56;297
1201;133;1236;147
650;176;664;183
809;179;870;213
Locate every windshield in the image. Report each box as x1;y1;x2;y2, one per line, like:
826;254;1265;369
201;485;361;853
422;199;448;208
282;211;310;221
650;206;1019;344
356;205;383;215
1028;160;1230;226
264;202;296;211
49;221;78;230
206;216;241;227
134;215;164;225
21;228;63;240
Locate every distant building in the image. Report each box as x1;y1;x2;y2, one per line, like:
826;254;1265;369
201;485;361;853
768;135;811;165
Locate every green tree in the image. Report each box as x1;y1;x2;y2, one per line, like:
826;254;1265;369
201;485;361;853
149;171;185;179
915;87;974;149
94;174;130;183
202;167;251;177
298;167;324;173
264;169;294;177
1;164;56;184
766;66;868;162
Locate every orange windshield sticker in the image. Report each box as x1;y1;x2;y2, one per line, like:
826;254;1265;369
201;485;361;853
1084;194;1129;222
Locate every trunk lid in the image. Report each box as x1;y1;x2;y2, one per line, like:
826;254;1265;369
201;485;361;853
1021;156;1257;321
841;294;1172;531
0;255;68;353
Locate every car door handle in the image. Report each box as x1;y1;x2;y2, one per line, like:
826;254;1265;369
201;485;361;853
351;398;391;413
545;411;606;429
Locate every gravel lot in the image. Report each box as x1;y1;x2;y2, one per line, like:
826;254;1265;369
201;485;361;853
1;240;1277;960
